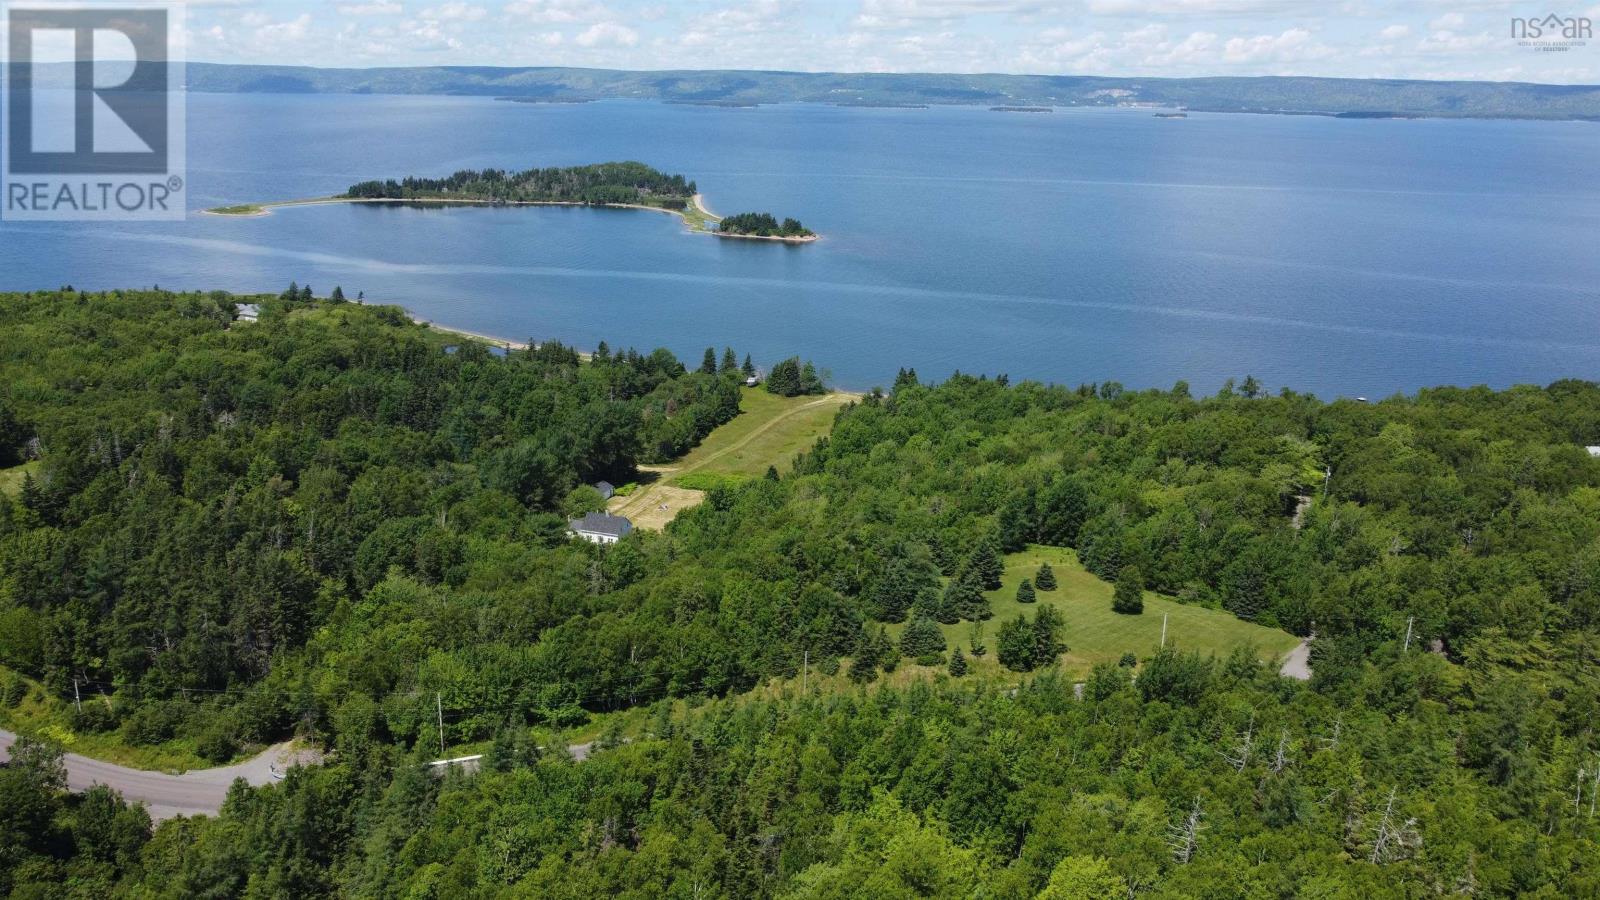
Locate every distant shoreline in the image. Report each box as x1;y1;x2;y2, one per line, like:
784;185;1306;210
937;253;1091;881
203;193;819;243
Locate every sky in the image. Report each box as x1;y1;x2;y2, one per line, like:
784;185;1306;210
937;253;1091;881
179;0;1600;83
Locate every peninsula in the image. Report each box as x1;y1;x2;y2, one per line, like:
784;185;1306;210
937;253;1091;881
205;161;818;242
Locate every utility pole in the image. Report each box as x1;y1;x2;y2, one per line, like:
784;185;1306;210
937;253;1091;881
1402;617;1414;652
1161;614;1168;648
436;692;445;756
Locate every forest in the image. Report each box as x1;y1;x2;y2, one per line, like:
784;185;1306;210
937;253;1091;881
343;161;697;209
717;212;813;238
3;291;1600;896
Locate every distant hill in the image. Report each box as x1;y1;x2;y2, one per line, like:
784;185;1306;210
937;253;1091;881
164;63;1600;120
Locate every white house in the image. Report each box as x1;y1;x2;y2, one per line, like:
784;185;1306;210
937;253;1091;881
568;511;633;545
1587;446;1600;458
235;303;260;323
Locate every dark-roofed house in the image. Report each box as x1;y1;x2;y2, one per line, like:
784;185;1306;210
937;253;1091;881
568;511;633;545
594;480;615;500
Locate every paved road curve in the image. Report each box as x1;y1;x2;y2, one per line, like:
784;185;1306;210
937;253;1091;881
0;729;320;821
1279;639;1313;681
2;729;601;821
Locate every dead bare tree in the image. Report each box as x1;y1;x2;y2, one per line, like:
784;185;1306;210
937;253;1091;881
1369;787;1422;864
1221;711;1256;773
1167;796;1205;864
1269;727;1291;774
1317;715;1343;753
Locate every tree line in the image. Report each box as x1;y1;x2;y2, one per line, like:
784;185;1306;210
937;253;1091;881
344;161;697;209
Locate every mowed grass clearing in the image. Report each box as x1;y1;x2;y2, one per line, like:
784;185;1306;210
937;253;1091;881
888;545;1301;681
609;388;855;530
0;461;40;497
672;387;854;480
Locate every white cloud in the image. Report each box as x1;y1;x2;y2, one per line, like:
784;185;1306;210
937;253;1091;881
575;21;638;47
1429;12;1466;31
1222;27;1333;64
1378;24;1410;41
338;1;403;14
502;0;607;25
421;2;487;21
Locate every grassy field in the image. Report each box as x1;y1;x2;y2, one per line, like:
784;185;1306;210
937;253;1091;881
608;388;854;530
887;545;1301;681
670;388;853;480
0;460;40;497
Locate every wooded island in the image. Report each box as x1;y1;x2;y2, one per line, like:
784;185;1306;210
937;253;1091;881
207;161;818;241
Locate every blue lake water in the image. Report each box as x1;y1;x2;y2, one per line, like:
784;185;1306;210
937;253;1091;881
3;93;1599;396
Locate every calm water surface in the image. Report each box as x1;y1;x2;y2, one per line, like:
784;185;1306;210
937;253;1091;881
3;94;1598;395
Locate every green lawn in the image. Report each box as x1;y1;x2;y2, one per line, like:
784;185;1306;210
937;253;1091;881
0;460;40;497
888;545;1301;681
669;388;854;481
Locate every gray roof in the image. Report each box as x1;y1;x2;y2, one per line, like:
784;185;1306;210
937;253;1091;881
594;480;615;492
569;511;632;537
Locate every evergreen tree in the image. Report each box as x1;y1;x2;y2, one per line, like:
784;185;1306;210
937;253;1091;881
0;400;21;467
1016;578;1036;604
1031;604;1066;665
892;367;919;393
800;361;824;394
700;347;718;375
742;354;755;377
900;615;947;662
874;550;940;623
941;568;990;623
720;347;738;373
1112;565;1145;615
1035;562;1057;591
330;286;346;303
948;647;968;677
485;721;538;772
967;538;1004;590
280;281;300;302
300;284;314;303
968;622;987;657
766;358;803;396
998;488;1038;552
765;465;780;482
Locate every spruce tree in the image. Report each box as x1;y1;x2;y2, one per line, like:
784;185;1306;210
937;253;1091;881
900;614;947;663
1031;604;1066;665
742;354;755;377
721;347;738;373
1112;565;1145;615
330;286;346;303
968;538;1004;590
700;347;718;374
968;622;987;657
942;567;990;622
1035;562;1057;591
1016;578;1036;604
948;647;968;677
